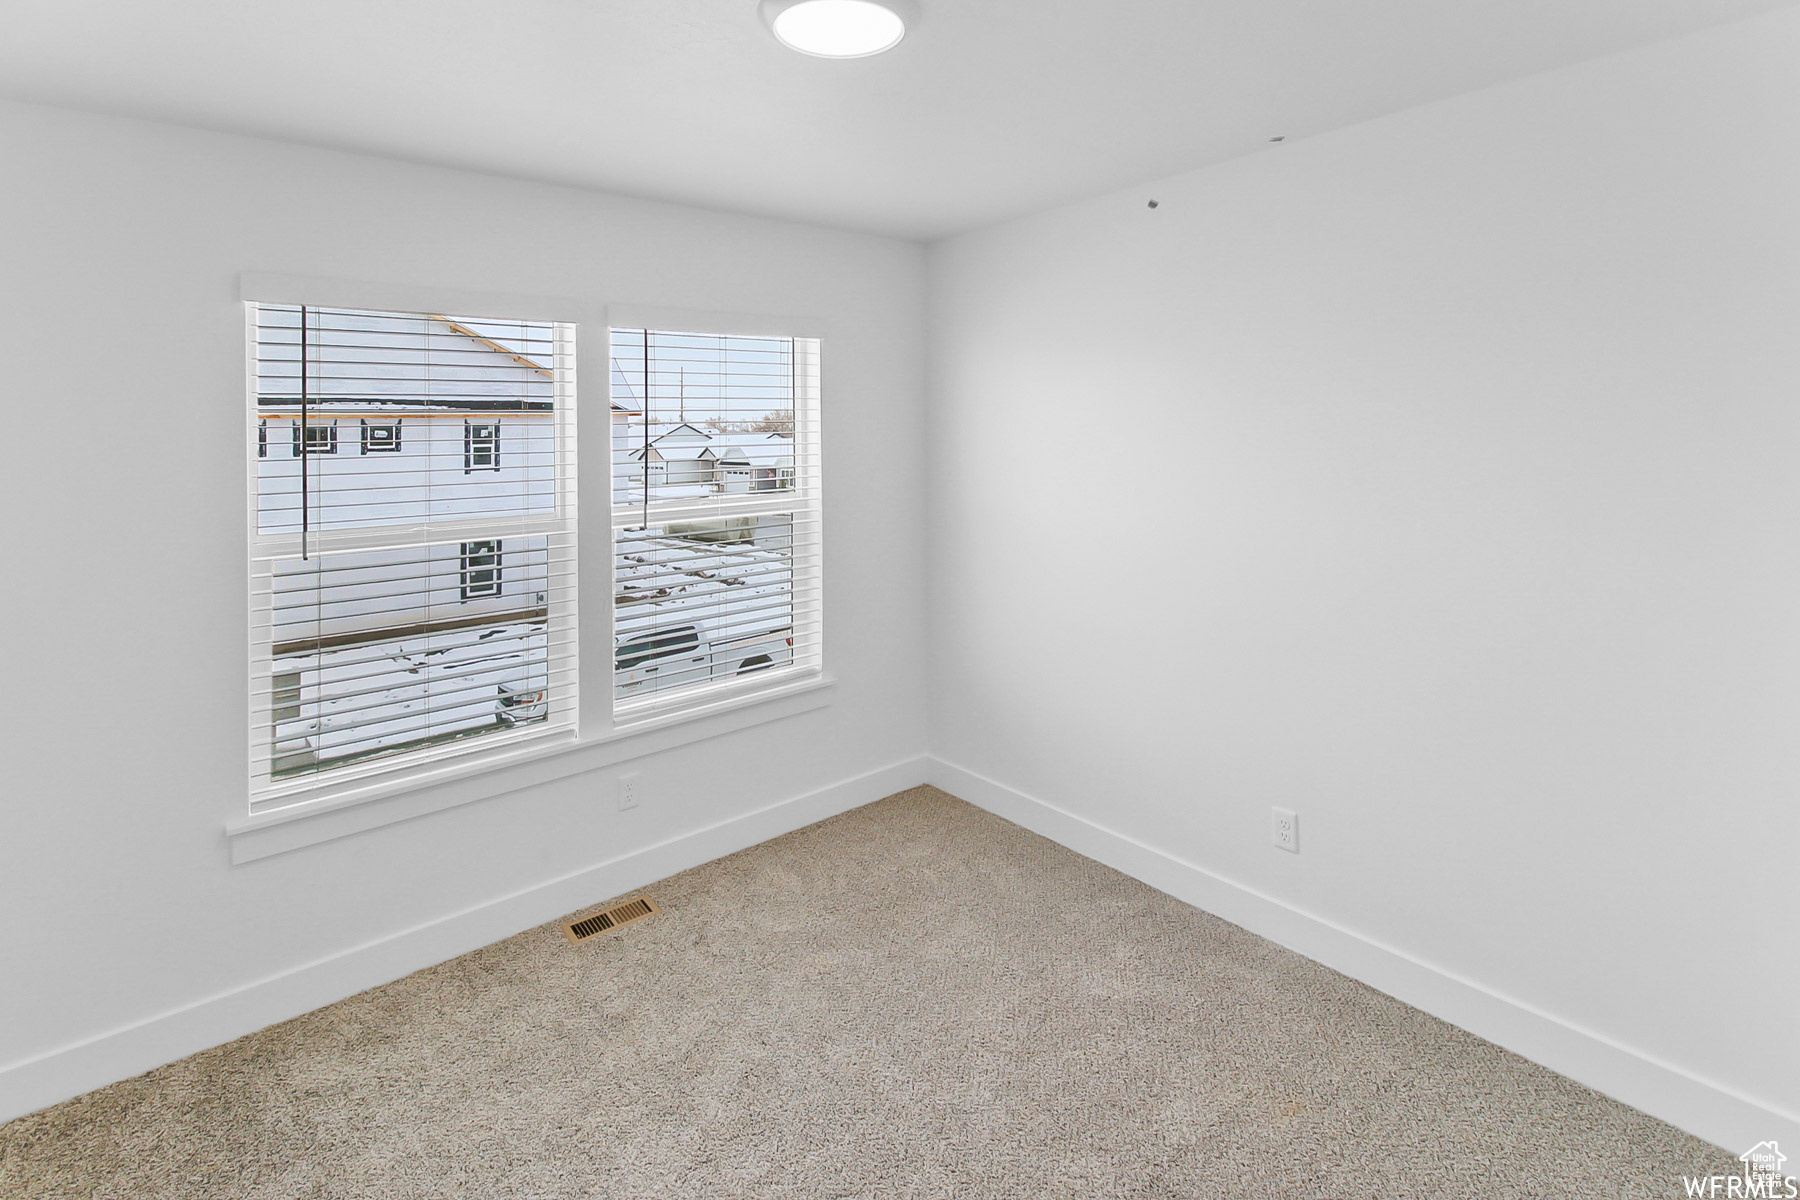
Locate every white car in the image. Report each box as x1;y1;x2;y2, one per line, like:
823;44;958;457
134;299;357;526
613;529;797;703
613;619;792;701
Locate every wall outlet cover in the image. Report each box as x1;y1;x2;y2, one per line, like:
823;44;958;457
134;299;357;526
1271;806;1299;853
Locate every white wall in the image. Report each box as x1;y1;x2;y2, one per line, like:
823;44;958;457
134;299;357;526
927;8;1800;1152
0;98;927;1118
7;6;1799;1152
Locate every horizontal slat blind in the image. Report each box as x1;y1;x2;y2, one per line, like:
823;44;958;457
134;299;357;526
254;306;558;536
610;329;822;716
249;304;577;811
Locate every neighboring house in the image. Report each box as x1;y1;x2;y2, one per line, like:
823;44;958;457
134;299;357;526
257;402;557;648
257;407;556;529
257;314;556;493
618;423;795;499
607;360;646;506
608;413;800;703
711;442;754;493
628;435;720;488
258;312;562;773
610;400;641;445
743;432;795;492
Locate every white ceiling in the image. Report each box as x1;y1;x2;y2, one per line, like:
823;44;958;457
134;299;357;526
0;0;1790;240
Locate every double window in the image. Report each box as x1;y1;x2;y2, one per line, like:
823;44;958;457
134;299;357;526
248;303;576;811
245;306;823;814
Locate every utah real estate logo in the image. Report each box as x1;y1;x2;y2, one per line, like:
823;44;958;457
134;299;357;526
1683;1142;1797;1198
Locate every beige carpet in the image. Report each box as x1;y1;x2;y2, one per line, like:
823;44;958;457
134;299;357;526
0;786;1735;1198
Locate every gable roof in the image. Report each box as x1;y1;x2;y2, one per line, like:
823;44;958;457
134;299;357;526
627;442;717;463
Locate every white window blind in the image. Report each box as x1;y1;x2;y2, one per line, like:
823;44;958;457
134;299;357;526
248;304;577;811
610;328;821;717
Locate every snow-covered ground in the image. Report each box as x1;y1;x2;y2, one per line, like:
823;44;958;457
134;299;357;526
273;527;795;774
272;619;549;775
613;526;795;703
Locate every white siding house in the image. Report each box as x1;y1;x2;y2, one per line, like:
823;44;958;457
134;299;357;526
254;309;565;777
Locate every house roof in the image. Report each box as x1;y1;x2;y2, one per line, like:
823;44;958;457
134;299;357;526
649;423;714;442
627;443;717;463
735;443;791;468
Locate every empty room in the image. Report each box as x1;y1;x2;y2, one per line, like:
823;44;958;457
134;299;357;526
1;1;1796;1196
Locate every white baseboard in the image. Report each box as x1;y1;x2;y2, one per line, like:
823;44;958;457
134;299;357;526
928;755;1799;1158
13;752;1792;1161
0;754;929;1126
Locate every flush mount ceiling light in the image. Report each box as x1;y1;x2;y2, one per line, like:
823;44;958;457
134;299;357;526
759;0;916;58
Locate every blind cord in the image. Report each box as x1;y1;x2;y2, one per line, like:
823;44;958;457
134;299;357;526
641;331;650;529
299;304;310;561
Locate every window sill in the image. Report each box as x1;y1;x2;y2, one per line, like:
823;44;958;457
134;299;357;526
225;673;834;864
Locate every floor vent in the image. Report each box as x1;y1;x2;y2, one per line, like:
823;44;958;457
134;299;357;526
561;896;660;945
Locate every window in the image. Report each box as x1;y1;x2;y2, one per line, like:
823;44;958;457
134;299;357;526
361;419;402;454
610;328;821;718
460;540;503;600
465;421;499;471
249;303;576;811
293;421;338;456
614;625;701;670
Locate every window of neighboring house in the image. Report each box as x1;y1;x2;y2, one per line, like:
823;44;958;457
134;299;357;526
609;327;821;720
293;421;338;456
248;302;575;813
361;419;402;454
465;421;500;471
460;540;503;600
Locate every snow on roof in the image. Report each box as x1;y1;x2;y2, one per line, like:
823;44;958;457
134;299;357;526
650;423;713;442
258;310;558;407
736;443;792;467
626;442;718;463
613;482;720;503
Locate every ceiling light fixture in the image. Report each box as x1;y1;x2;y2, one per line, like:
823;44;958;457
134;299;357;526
759;0;916;59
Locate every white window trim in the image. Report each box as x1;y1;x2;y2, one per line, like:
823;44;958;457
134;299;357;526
605;307;826;723
227;278;835;858
245;288;580;812
226;672;835;863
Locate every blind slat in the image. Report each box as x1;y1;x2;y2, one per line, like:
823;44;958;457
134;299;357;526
610;327;821;714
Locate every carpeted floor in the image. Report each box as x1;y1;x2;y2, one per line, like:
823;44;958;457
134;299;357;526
0;786;1736;1198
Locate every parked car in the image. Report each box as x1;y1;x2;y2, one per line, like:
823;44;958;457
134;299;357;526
612;528;796;704
613;618;792;701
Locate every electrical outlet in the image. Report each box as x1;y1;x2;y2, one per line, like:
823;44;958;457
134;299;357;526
618;772;640;812
1271;806;1299;854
